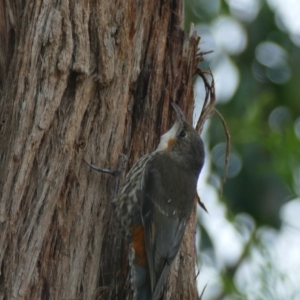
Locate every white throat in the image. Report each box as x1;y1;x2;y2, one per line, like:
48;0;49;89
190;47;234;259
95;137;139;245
156;122;179;152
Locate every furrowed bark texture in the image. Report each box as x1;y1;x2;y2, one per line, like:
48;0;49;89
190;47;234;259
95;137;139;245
0;1;200;299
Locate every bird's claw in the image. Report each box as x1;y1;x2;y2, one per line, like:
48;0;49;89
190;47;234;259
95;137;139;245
84;153;128;195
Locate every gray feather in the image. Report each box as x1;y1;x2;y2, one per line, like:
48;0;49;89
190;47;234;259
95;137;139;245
141;152;198;297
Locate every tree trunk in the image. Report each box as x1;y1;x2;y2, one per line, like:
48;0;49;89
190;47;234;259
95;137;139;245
0;1;200;299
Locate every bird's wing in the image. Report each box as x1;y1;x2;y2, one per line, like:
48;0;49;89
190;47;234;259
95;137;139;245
141;153;197;299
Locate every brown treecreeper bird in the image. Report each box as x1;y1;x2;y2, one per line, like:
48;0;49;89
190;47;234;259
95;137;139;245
86;103;205;299
113;103;205;299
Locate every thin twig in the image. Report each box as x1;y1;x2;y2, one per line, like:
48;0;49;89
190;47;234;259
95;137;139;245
196;194;209;214
195;68;216;133
194;63;230;193
214;109;231;192
199;284;207;300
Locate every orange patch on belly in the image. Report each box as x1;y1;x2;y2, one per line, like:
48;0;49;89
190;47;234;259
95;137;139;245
132;225;148;266
167;138;175;149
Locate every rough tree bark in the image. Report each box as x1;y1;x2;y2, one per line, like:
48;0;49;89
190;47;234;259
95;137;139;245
0;1;202;299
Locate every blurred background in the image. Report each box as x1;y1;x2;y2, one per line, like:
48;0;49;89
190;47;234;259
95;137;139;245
185;0;300;299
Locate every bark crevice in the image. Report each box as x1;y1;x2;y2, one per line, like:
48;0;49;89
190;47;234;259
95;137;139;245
0;1;201;299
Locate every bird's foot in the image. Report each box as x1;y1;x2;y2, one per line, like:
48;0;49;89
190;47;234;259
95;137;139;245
84;154;128;195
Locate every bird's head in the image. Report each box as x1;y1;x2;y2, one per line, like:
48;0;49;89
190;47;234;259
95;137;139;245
156;103;205;175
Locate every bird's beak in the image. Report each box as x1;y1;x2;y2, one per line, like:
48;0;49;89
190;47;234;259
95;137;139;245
171;103;186;123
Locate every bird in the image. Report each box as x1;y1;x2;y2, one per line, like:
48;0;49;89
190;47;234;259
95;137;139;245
112;102;205;300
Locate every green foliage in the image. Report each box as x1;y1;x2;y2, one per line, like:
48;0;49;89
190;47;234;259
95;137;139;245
187;0;300;224
187;0;300;299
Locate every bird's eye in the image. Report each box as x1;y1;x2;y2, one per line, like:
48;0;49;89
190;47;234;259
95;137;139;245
179;130;186;138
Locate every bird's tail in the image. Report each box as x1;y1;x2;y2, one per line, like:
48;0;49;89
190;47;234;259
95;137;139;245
133;263;152;300
152;264;170;300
